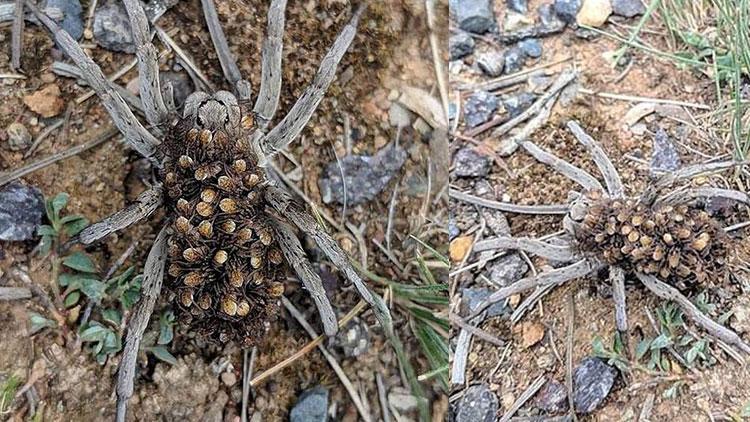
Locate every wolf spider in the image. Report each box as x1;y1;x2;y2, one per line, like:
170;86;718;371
452;120;750;356
25;0;392;419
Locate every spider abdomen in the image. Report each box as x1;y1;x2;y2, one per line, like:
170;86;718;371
575;197;729;289
160;121;285;346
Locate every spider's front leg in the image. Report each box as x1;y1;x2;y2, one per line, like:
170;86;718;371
609;266;630;356
24;0;160;160
200;0;253;101
259;3;367;159
123;0;169;132
116;226;169;422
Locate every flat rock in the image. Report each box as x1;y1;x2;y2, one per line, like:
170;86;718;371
539;3;566;29
464;91;498;128
477;50;505;77
318;145;406;205
0;183;44;241
93;0;135;53
23;84;64;118
450;0;495;33
450;32;476;60
518;38;543;58
650;128;681;176
290;387;328;422
455;384;498;422
488;253;528;286
576;0;612;27
611;0;645;17
553;0;582;23
46;0;83;40
461;287;509;318
504;46;525;74
453;147;492;177
536;379;569;413
503;92;536;117
573;357;616;414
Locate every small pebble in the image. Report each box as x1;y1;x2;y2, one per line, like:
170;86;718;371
290;387;328;422
453;147;492;177
554;0;582;23
573;357;617;414
464;91;498;128
518;38;543;58
450;0;496;33
450;32;476;60
476;50;505;77
503;47;525;74
220;371;237;387
0;182;45;241
455;384;498;422
6;122;31;151
611;0;646;17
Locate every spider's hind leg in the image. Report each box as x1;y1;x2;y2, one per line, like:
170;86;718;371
115;226;169;422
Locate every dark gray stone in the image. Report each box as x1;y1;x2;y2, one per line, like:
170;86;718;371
536;379;569;413
453;147;492;177
318;145;406;205
518;38;543;58
573;357;616;414
464;91;498;128
461;288;509;318
504;46;525;74
553;0;582;23
539;3;565;29
450;0;495;34
488;253;528;286
506;0;528;13
649;128;681;176
160;71;193;110
0;182;44;241
477;50;505;77
93;0;176;52
47;0;83;40
455;384;498;422
327;317;370;357
6;122;31;151
450;32;476;60
290;386;328;422
93;0;136;53
611;0;645;17
503;92;536;117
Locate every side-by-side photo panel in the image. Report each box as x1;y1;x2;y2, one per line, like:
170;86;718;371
449;0;750;420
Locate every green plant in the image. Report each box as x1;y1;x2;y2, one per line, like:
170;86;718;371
31;193;177;366
0;374;21;413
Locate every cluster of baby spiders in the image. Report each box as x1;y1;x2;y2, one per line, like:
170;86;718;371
452;119;750;356
22;0;392;420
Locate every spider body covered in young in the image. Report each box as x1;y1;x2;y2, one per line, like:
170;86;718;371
22;0;392;420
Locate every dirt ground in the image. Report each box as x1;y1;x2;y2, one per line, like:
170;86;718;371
0;0;448;420
450;1;750;420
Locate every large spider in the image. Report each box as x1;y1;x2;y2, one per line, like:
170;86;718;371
24;0;392;420
452;115;750;357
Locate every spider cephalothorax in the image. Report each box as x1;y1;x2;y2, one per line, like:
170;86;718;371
160;92;283;346
571;190;729;290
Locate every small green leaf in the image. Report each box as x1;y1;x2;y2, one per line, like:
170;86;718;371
29;312;57;334
79;323;109;342
650;333;672;350
62;251;98;273
64;291;81;308
80;278;106;302
591;336;607;357
148;346;177;365
47;193;69;222
102;309;122;326
37;225;57;236
158;310;175;345
61;216;89;236
635;338;651;361
39;235;53;256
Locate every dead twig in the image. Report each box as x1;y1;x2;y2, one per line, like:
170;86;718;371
498;375;546;422
0;287;32;301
